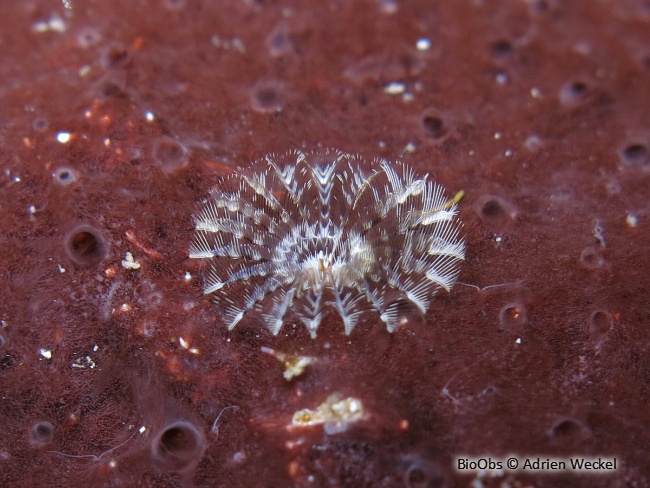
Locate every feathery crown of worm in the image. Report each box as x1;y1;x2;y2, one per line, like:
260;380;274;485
190;148;465;338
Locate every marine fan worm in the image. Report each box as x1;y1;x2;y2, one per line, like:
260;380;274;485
190;149;465;338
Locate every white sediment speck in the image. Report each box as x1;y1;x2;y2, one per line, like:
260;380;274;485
626;214;638;228
291;393;365;434
403;142;417;153
402;92;415;102
71;355;96;369
121;252;141;269
384;82;406;94
39;348;52;359
33;15;66;33
56;132;72;144
416;38;431;51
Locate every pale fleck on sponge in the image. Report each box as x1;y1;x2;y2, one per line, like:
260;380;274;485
190;148;465;338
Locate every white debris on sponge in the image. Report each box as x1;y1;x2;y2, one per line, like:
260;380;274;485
291;393;365;434
121;252;141;270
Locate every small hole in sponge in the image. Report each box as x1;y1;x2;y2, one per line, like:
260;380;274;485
102;44;131;69
421;115;447;139
620;143;648;166
549;417;590;443
30;421;54;444
422;115;447;139
407;466;426;487
474;195;514;230
99;80;127;99
53;167;79;186
65;225;108;267
419;108;454;143
499;303;527;331
404;458;449;488
482;199;504;218
0;353;17;371
32;117;48;131
489;39;513;58
559;80;591;106
152;137;189;173
152;421;206;472
251;80;285;113
589;310;611;338
568;81;587;95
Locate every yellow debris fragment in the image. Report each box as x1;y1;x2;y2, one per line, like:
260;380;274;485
261;346;315;381
291;393;364;433
446;189;465;208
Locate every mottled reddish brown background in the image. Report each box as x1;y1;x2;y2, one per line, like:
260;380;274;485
1;0;649;487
